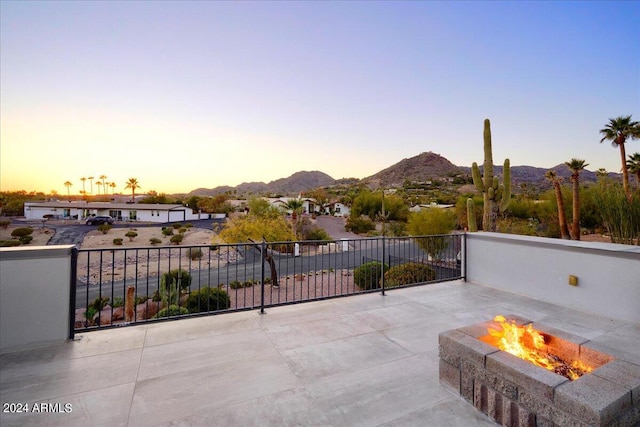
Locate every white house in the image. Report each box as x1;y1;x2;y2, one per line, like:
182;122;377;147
323;202;351;217
409;202;455;212
23;201;204;223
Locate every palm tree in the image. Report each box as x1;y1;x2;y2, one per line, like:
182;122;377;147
80;177;86;194
545;170;570;240
64;181;73;200
109;182;117;195
285;198;305;238
626;153;640;189
599;115;640;199
564;159;589;240
96;181;102;195
124;178;141;202
88;176;94;194
99;175;107;195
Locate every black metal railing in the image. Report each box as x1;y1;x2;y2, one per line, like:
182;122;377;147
73;234;463;332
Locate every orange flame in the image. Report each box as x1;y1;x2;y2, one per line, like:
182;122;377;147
486;315;591;380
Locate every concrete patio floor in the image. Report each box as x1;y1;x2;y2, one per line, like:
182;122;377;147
1;280;639;427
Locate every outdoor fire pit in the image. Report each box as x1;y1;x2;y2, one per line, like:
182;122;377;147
439;315;640;426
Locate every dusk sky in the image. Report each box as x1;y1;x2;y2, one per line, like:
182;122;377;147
1;1;638;195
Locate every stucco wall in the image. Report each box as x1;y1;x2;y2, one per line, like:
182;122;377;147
465;232;640;324
0;246;73;353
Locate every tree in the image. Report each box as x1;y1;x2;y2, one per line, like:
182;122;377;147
285;198;305;237
64;181;73;200
99;175;108;193
406;208;456;260
88;176;94;194
124;178;141;202
545;170;570;239
599;115;640;200
80;177;86;195
109;182;117;194
96;181;102;195
564;159;588;240
626;153;640;189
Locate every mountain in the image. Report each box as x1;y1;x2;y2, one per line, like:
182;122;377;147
363;152;464;188
188;171;336;196
187;153;616;196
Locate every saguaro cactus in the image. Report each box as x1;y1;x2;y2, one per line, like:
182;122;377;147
469;119;511;232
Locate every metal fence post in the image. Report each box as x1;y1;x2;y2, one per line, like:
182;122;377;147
381;236;386;295
69;246;78;340
260;240;266;314
462;232;467;282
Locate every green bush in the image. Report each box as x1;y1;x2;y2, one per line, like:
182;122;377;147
179;227;187;234
162;228;174;236
125;231;138;241
162;269;192;291
354;261;389;290
185;223;193;229
186;287;231;313
113;238;124;245
185;248;203;260
19;235;33;244
153;304;189;318
88;296;110;311
97;224;112;234
172;223;183;229
0;240;21;247
384;263;436;288
345;216;375;234
303;226;331;241
135;295;149;305
229;280;243;289
150;237;162;245
170;234;184;245
11;227;33;237
112;297;124;307
0;220;11;229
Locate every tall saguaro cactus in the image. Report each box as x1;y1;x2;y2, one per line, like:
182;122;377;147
469;119;511;232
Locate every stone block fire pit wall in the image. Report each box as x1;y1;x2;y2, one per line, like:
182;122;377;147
439;315;640;427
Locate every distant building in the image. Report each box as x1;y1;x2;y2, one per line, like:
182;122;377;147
24;201;205;223
323;202;351;217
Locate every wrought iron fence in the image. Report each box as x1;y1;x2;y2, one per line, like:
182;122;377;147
74;234;463;331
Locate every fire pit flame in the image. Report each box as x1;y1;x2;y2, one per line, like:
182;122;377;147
486;315;592;380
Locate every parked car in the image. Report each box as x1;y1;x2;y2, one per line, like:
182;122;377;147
86;216;114;225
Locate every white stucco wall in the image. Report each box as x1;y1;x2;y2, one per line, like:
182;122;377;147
0;246;74;353
465;232;640;324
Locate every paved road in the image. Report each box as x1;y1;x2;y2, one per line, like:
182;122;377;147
315;216;360;239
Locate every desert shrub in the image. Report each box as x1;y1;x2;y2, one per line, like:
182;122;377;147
185;223;193;228
186;287;231;313
162;227;174;236
113;238;124;245
125;231;138;241
0;240;21;247
135;295;149;305
210;244;219;251
19;235;33;244
384;263;436;288
150;237;162;245
229;280;243;289
88;296;110;312
170;234;184;245
185;247;203;260
112;297;124;307
172;223;183;229
244;280;256;287
11;227;33;238
162;269;192;291
354;261;389;290
98;224;112;234
345;216;375;234
302;226;331;241
0;220;11;229
388;221;407;237
179;227;187;234
153;305;189;319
